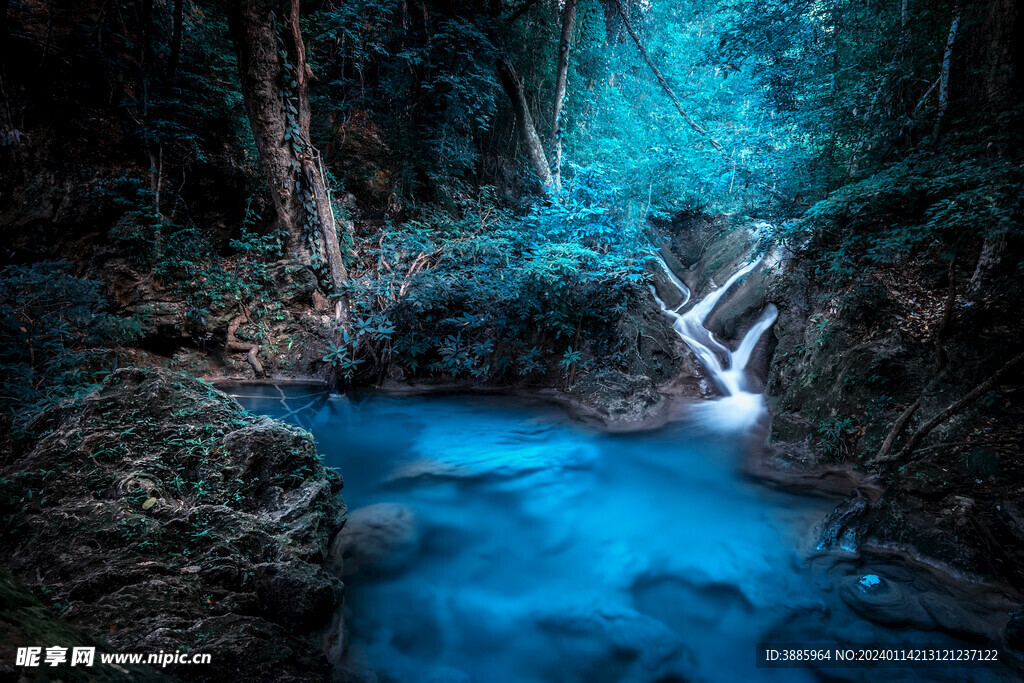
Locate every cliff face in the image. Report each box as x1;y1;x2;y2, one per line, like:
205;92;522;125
0;368;347;681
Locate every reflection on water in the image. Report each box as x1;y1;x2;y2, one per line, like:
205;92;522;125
232;386;1014;682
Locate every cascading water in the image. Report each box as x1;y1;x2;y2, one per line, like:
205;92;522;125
649;252;778;431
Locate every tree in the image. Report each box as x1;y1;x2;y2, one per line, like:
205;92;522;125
551;0;577;189
498;57;556;195
230;0;351;326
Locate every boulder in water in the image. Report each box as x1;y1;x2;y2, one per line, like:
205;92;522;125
573;370;664;423
817;495;873;551
0;367;346;681
329;503;420;577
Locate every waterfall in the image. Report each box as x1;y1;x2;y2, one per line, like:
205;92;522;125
650;253;778;431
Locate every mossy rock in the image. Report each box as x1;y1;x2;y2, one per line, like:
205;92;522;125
0;367;347;682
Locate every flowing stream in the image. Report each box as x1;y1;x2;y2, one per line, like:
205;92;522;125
649;253;777;431
230;264;1015;682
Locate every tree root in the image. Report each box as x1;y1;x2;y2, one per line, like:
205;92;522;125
226;310;265;378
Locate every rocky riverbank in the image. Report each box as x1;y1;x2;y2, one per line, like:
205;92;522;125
648;213;1024;657
763;246;1024;588
0;368;347;681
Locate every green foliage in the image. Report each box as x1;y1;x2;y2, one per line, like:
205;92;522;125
155;223;286;332
322;337;365;381
818;416;855;459
99;171;286;335
345;170;652;381
310;0;500;205
770;136;1024;285
0;263;143;427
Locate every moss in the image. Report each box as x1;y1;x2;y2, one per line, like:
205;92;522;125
0;367;346;681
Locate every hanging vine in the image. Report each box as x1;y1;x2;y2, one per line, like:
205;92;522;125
272;12;327;276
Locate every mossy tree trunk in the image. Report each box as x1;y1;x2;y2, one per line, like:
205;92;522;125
230;0;350;327
498;58;555;196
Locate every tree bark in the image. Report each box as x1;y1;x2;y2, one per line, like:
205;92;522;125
497;58;555;194
968;230;1007;298
284;0;351;327
166;0;184;83
980;0;1020;106
230;0;310;261
231;0;351;323
551;0;577;189
933;8;961;141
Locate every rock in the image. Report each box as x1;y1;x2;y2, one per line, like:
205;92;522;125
817;495;872;551
573;369;664;422
0;569;169;681
328;503;419;577
253;561;338;630
0;367;347;681
919;593;994;640
269;261;319;306
838;574;935;629
531;603;694;682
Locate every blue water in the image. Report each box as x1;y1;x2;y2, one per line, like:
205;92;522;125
231;386;1015;683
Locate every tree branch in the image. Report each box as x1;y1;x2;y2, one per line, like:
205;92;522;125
895;350;1024;463
609;0;722;151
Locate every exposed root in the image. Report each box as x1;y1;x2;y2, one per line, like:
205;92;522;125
226;309;265;378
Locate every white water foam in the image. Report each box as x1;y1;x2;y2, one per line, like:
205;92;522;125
650;252;778;431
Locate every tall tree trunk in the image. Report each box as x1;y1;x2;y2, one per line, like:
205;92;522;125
231;0;309;260
231;0;351;328
551;0;577;190
933;8;961;141
284;0;352;326
139;0;153;75
498;58;555;194
166;0;184;83
968;230;1007;298
980;0;1020;106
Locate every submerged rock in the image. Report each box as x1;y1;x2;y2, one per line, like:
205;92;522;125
328;503;420;577
838;574;935;629
817;495;873;551
0;367;346;681
531;603;694;682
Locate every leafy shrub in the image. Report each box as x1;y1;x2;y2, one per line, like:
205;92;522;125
818;416;855;459
345;168;653;382
0;262;143;428
771;136;1024;285
153;223;286;333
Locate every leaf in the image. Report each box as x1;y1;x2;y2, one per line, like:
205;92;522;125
142;496;158;510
